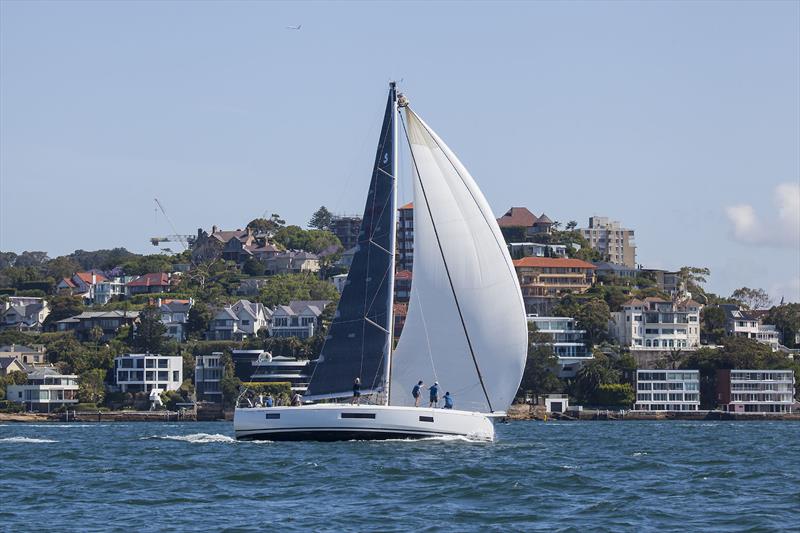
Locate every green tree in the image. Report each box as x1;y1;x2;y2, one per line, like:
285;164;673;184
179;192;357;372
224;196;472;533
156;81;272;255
247;214;286;236
44;295;85;326
575;299;611;345
308;206;334;230
45;256;81;280
219;352;241;408
764;303;800;348
187;302;212;339
731;287;772;310
258;274;339;308
78;368;107;405
517;324;563;401
678;266;710;302
574;355;620;404
701;306;727;344
132;305;166;353
594;383;635;407
242;258;266;276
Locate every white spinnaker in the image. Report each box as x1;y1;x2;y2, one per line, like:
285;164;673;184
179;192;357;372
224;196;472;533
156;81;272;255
389;108;527;413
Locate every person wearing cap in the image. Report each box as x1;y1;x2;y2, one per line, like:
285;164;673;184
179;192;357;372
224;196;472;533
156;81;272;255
429;381;440;407
412;380;424;407
443;392;453;409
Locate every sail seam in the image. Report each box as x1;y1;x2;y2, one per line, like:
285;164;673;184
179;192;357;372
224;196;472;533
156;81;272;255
399;111;494;413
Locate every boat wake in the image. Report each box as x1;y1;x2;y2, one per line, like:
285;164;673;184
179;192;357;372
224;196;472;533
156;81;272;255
141;433;269;444
0;436;58;443
370;434;490;444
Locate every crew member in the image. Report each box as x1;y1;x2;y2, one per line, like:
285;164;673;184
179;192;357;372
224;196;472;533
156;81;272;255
412;380;424;407
443;392;453;409
429;381;440;407
352;377;362;405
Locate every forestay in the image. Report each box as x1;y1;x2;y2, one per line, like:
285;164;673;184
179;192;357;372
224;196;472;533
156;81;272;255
306;86;396;399
389;108;527;413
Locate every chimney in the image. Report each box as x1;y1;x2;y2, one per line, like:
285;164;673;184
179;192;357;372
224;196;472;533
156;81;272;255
212;225;218;234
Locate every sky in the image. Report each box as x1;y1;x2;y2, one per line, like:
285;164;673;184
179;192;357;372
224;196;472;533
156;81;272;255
1;0;798;301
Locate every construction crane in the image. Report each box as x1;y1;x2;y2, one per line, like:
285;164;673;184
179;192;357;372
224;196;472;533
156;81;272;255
150;198;193;251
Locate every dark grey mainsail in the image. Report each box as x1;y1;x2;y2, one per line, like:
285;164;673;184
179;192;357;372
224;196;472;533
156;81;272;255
306;84;396;399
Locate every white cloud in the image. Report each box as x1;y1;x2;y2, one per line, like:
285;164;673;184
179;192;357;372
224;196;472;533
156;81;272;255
725;182;800;248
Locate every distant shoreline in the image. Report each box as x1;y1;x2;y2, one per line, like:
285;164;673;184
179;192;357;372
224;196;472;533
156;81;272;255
506;404;800;421
2;409;799;424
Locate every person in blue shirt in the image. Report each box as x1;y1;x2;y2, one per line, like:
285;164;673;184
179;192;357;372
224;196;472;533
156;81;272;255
429;381;440;407
412;380;424;407
351;377;361;405
443;392;453;409
266;394;274;408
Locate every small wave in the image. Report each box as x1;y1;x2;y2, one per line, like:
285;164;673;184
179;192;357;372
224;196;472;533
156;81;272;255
632;452;648;456
142;433;236;444
0;437;58;443
560;465;579;470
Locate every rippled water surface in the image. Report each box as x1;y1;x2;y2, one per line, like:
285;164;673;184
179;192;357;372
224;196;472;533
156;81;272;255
1;421;798;531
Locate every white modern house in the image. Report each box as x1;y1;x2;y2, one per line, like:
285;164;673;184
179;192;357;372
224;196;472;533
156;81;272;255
527;315;592;378
195;352;224;402
94;276;135;305
611;298;702;350
634;370;700;412
207;300;270;341
269;300;331;339
114;353;183;393
5;366;79;412
717;369;795;413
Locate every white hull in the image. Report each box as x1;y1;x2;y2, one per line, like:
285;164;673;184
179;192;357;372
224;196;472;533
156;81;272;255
233;404;495;442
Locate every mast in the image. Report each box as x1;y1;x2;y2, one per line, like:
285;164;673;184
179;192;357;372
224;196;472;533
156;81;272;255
383;81;398;406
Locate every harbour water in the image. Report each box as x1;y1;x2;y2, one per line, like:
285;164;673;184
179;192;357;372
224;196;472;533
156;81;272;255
1;420;798;531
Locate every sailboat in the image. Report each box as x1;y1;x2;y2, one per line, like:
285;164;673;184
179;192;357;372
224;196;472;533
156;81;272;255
233;83;527;441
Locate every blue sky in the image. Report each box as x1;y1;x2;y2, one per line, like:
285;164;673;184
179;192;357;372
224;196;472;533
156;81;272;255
1;1;798;301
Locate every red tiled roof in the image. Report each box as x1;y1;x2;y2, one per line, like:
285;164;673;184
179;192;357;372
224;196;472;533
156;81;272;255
399;202;414;210
75;272;107;284
127;273;170;287
60;277;77;288
393;303;408;315
497;207;537;228
512;257;597;269
395;270;412;280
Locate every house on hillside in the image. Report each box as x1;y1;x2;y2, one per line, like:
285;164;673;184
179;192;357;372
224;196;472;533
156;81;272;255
269;300;331;339
1;297;49;332
207;300;270;341
719;304;782;350
496;207;554;239
94;276;135;304
610;298;703;351
127;273;172;295
0;344;47;366
57;272;108;302
265;251;320;275
513;257;596;315
0;356;27;376
158;298;193;342
56;310;140;342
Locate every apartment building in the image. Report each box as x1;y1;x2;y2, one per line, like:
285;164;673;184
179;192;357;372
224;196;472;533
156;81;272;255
397;202;414;271
634;370;700;412
513;257;596;315
330;215;362;250
716;369;795;413
114;353;183;393
527;316;592;378
611;298;702;350
581;216;636;268
195;352;224;403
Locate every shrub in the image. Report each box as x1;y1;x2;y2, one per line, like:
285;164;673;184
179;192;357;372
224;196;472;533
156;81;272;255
593;383;635;407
